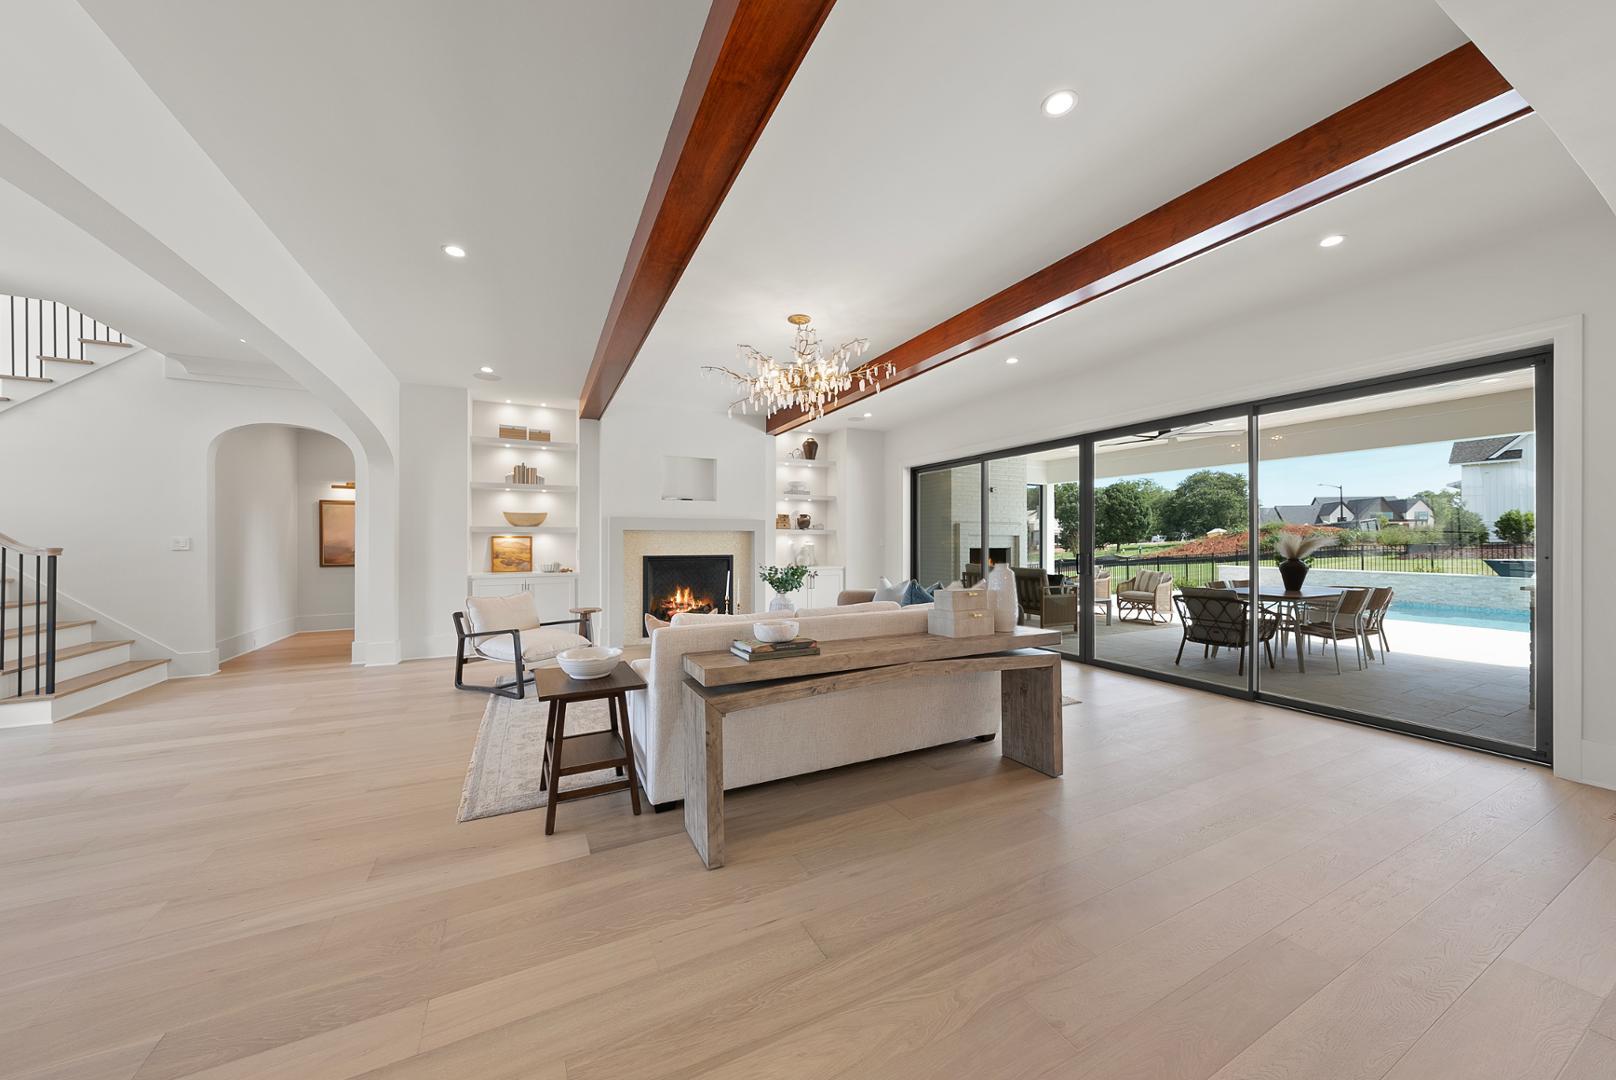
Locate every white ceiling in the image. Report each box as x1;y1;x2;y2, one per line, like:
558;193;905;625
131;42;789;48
775;114;1602;434
78;0;709;402
614;0;1468;418
0;175;246;360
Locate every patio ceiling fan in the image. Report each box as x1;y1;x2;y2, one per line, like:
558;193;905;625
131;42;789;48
1119;421;1223;444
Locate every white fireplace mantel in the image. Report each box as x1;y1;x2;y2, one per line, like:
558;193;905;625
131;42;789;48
606;516;768;646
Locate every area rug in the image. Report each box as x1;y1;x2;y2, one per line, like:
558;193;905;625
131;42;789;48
458;694;623;822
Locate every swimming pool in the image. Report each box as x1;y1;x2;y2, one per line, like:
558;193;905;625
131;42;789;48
1386;602;1530;631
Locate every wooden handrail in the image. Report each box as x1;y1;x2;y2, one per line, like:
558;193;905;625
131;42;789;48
0;531;62;557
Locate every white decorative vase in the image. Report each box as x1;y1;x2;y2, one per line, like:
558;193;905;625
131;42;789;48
795;540;816;567
768;592;795;612
984;564;1017;632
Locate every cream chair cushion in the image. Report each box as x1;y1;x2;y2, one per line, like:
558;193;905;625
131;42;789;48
464;593;584;663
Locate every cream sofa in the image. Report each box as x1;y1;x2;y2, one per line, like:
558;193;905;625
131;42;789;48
624;603;999;806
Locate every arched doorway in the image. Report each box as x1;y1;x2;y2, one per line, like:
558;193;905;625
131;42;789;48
211;424;356;661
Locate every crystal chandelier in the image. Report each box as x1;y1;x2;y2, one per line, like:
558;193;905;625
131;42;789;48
703;314;893;419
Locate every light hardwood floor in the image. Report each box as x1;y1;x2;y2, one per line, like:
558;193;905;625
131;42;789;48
2;630;1614;1080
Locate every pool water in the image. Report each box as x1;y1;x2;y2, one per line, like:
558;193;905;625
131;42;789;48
1386;602;1530;631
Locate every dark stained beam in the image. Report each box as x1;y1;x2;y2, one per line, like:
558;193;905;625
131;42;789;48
579;0;837;420
767;43;1528;433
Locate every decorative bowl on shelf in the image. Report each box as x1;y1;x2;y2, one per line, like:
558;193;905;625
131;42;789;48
556;646;622;680
501;511;548;527
753;619;799;644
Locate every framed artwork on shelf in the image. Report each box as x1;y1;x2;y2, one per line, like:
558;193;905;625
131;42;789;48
318;499;356;567
489;534;533;573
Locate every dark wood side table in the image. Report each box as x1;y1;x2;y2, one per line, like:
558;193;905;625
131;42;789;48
532;663;646;835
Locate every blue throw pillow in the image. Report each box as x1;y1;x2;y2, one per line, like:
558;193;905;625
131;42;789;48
900;580;934;606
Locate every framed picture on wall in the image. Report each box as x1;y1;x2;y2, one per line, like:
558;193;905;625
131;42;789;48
318;499;356;567
489;534;533;573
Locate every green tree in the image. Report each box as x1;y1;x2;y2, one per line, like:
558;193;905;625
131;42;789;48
1158;470;1248;540
1094;479;1157;551
1053;482;1081;555
1494;509;1535;544
1415;486;1489;545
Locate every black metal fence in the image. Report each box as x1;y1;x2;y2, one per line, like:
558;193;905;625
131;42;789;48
1060;543;1536;587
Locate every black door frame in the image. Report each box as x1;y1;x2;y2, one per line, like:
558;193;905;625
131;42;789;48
909;346;1553;765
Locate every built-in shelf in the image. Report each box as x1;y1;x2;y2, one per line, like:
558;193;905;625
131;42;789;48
470;482;578;492
468;571;579;580
472;436;578;451
777;493;835;503
777;528;834;537
470;524;579;534
776;458;833;468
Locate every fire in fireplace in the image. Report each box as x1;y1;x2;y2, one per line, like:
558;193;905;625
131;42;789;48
643;554;734;623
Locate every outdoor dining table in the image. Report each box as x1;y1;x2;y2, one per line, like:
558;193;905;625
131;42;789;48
1223;584;1345;673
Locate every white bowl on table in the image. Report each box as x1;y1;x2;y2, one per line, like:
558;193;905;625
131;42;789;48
556;645;622;680
752;619;799;644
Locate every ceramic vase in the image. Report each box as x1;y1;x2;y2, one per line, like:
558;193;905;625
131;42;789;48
801;437;818;460
1278;557;1308;592
984;564;1017;632
769;591;795;612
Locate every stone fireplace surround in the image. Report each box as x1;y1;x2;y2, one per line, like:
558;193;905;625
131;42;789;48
609;517;766;646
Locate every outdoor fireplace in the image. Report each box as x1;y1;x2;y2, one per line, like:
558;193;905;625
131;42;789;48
642;554;734;622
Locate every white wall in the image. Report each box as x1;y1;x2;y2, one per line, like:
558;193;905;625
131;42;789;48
213;425;298;658
0;349;363;675
293;428;356;633
398;384;470;659
879;210;1616;789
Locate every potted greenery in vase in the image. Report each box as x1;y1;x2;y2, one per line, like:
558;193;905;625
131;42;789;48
759;564;814;611
1273;530;1336;591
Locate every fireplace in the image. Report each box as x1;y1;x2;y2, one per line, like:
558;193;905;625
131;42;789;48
642;554;734;622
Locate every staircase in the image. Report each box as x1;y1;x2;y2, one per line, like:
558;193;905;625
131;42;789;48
2;295;137;413
2;539;169;729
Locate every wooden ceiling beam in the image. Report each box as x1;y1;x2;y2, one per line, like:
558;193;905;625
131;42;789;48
579;0;837;420
766;43;1527;434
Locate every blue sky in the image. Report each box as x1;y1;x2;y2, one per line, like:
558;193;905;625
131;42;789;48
1100;439;1461;506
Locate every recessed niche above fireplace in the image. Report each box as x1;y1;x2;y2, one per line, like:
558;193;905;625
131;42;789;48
642;554;734;622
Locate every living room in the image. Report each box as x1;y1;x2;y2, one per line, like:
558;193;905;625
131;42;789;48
4;3;1616;1079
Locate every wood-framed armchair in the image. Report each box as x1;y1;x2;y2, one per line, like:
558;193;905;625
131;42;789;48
1116;570;1175;623
452;593;600;699
1173;587;1277;675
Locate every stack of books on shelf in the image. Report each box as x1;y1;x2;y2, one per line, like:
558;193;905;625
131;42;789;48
730;637;819;661
507;463;543;485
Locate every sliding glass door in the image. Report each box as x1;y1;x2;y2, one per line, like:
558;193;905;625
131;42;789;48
910;349;1551;763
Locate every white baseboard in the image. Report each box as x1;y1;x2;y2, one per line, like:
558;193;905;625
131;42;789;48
402;631;457;661
297;613;354;633
1574;740;1616;792
352;638;402;666
217;619;298;662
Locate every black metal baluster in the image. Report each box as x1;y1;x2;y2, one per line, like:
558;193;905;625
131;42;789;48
14;551;21;699
33;554;40;696
1;546;7;696
45;555;56;694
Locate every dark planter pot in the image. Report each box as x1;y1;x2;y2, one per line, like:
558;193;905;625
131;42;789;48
801;437;818;460
1277;557;1308;592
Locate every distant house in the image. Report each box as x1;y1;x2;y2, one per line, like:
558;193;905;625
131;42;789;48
1259;495;1435;532
1450;433;1535;539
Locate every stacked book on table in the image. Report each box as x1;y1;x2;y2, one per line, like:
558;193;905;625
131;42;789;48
730;637;820;661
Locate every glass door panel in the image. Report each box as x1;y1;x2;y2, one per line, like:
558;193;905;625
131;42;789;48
1254;363;1544;755
914;462;983;589
1091;416;1253;691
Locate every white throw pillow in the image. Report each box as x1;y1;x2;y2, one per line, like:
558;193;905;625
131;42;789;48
465;592;540;634
872;576;910;604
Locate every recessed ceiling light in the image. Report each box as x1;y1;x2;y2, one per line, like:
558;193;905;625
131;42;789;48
479;366;494;374
443;244;467;258
1041;89;1077;117
238;337;247;343
863;412;873;418
1318;234;1345;248
1005;356;1020;365
540;402;547;407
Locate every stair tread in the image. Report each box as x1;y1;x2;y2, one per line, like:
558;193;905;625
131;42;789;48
1;374;53;384
3;618;92;640
1;639;131;677
0;658;167;704
38;355;95;365
79;338;131;347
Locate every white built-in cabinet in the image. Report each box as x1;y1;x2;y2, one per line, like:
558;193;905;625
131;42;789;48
467;573;579;623
773;431;844;611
